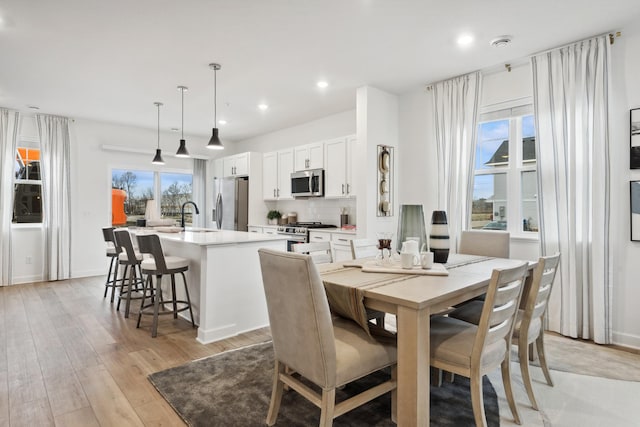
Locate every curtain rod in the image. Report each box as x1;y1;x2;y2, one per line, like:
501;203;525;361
424;30;621;92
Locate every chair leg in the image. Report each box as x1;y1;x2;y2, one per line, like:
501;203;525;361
151;274;162;337
116;265;129;311
501;358;522;425
170;274;178;319
180;272;196;328
137;274;152;329
375;314;385;327
104;257;115;298
319;388;336;427
110;260;120;303
470;373;487;427
518;337;539;410
536;333;554;386
124;264;136;318
266;360;285;426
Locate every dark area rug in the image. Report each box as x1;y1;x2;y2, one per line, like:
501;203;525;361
148;342;499;427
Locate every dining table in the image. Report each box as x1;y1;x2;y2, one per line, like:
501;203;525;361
317;253;535;427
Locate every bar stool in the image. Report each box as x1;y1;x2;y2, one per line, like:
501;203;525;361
101;227;121;303
136;234;195;338
113;229;146;318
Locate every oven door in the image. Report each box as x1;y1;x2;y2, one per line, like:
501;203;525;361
278;233;306;251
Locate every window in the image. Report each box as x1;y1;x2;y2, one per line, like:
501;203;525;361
111;169;193;227
471;108;538;235
13;147;43;223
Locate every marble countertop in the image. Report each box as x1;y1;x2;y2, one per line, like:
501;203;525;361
131;227;288;247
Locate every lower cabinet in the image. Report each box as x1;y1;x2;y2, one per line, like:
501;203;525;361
308;231;355;262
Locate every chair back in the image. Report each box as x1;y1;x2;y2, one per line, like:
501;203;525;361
102;227;119;251
258;248;336;388
520;253;561;340
350;238;379;260
292;241;333;264
473;263;528;361
113;229;138;264
459;230;510;258
136;234;168;272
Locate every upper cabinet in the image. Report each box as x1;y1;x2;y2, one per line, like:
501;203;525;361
263;148;294;200
324;135;356;198
294;142;324;171
223;153;249;176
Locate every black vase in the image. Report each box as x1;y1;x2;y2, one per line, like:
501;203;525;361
429;210;450;263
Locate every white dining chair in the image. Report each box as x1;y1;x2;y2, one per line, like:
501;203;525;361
292;241;334;264
349;238;379;259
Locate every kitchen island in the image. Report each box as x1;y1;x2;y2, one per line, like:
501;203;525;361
132;228;287;344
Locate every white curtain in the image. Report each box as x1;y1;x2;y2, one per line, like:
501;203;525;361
192;158;207;228
37;115;72;281
531;35;611;343
432;72;482;251
0;108;20;286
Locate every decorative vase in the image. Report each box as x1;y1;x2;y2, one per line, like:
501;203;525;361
396;204;428;254
430;210;449;263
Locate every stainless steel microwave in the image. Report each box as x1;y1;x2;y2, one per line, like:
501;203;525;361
291;169;324;197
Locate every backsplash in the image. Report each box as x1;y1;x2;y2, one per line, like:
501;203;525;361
266;198;357;227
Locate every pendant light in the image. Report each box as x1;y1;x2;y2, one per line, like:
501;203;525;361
206;63;224;150
175;85;190;157
151;101;165;165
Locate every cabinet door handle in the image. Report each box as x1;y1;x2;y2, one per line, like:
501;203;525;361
346;183;350;194
277;188;280;197
337;238;348;242
273;189;276;197
341;184;345;194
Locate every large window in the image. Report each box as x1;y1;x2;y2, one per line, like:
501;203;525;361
471;108;538;235
13;147;43;223
111;169;193;227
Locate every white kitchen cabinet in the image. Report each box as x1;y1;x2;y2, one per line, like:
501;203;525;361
262;148;294;200
331;233;355;262
294;142;324;171
324;135;356;198
248;226;263;233
308;231;331;243
223;153;249;177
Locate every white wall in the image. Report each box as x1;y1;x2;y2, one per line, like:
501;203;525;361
12;115;207;283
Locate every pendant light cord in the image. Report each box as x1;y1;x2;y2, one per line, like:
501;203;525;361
213;68;217;126
181;87;184;139
157;103;161;149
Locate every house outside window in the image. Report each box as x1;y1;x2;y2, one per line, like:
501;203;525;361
111;169;193;227
13;147;43;223
471;105;538;236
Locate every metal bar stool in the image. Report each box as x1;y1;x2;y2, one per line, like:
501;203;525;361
113;229;146;318
136;233;195;338
101;227;121;303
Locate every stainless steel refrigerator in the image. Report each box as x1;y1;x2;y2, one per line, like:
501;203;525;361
212;176;249;231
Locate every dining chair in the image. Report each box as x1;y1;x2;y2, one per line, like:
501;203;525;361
258;248;397;427
449;253;561;410
349;238;379;259
102;227;121;303
458;230;510;258
429;262;528;426
113;229;146;318
292;241;334;264
349;238;387;328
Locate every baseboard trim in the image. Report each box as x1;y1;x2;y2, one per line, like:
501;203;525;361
12;274;44;285
612;331;640;351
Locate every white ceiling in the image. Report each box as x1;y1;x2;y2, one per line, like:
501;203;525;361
1;0;639;143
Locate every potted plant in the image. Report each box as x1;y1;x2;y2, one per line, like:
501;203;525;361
267;210;281;225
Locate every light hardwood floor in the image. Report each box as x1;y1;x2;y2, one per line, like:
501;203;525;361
0;275;271;427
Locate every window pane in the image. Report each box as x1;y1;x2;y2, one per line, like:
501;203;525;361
112;169;154;226
15;148;41;180
522;115;536;163
13;183;42;223
476;119;509;170
160;173;193;226
471;173;507;230
521;170;539;232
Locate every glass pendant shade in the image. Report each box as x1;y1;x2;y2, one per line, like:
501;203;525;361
152;148;164;165
176;139;189;157
396;204;428;253
207;127;224;150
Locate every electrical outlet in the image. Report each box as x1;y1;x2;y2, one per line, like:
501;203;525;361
26;256;32;264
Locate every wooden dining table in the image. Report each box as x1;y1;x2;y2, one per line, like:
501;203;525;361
318;254;535;427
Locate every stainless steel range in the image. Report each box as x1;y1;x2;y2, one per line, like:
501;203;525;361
276;222;337;251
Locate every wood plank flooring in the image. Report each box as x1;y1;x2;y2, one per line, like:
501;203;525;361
0;275;271;426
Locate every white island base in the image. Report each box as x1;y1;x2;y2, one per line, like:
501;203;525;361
135;229;287;344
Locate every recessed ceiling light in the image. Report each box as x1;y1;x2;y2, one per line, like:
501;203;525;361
457;34;474;47
317;81;329;89
258;104;269;111
218;119;227;125
490;36;512;48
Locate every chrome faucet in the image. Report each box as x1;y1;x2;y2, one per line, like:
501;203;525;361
180;201;200;228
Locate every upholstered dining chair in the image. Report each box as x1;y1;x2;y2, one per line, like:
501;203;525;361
349;238;379;259
258;248;397;427
430;262;528;426
292;241;334;264
449;253;561;410
458;230;510;258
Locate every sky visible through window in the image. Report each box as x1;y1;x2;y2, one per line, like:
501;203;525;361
474;116;535;199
